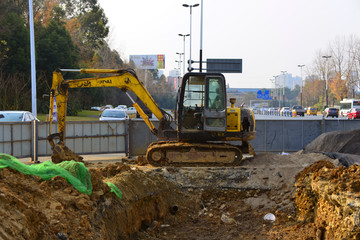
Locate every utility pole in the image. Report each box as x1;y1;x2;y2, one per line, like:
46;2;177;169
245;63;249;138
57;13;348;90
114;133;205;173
322;55;331;106
281;71;287;107
178;34;190;74
29;0;37;117
199;0;203;72
176;52;184;76
298;64;305;106
273;75;280;108
183;3;199;72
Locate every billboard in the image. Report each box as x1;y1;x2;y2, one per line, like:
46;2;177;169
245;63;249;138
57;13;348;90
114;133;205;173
129;55;165;69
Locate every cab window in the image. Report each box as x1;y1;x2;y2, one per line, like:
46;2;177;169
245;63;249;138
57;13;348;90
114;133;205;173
183;76;205;108
206;78;225;110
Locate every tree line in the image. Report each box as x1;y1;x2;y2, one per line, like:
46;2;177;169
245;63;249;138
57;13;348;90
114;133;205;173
301;35;360;109
229;36;360;110
0;0;175;115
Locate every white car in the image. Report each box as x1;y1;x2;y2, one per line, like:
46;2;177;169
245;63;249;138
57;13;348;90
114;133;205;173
126;107;136;114
99;109;128;121
91;106;102;111
101;105;114;111
115;105;127;110
340;109;350;117
0;111;39;122
280;107;290;116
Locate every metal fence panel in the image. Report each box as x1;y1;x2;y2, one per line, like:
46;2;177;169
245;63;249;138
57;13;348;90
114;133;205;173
265;121;284;152
250;119;360;153
0;122;32;157
344;120;360;131
1;118;360;159
302;120;322;147
324;119;345;133
283;120;303;151
129;120;158;156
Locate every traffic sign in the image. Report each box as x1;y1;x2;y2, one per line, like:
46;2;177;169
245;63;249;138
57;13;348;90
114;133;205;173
206;59;242;73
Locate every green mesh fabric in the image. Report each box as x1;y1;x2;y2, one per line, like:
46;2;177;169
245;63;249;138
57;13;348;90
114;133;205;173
106;182;122;199
0;154;92;196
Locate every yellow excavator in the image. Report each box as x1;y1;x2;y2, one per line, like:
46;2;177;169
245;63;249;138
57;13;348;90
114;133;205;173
47;68;256;165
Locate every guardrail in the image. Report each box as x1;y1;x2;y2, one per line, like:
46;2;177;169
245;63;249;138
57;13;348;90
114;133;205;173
1;118;360;160
253;109;307;117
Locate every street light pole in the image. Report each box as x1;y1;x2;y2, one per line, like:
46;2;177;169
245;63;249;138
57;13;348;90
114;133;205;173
176;52;184;76
183;3;199;72
199;0;203;72
281;71;287;107
298;64;305;106
29;0;37;117
322;55;331;106
273;75;280;108
175;60;182;72
178;33;190;74
269;79;275;106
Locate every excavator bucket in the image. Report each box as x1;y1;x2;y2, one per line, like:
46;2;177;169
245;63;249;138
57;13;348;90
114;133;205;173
51;142;84;164
47;133;83;164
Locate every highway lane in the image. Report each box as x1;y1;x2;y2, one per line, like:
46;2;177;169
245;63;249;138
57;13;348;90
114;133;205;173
254;114;350;120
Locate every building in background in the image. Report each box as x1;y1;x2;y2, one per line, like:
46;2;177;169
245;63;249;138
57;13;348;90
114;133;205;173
167;69;181;91
275;73;301;90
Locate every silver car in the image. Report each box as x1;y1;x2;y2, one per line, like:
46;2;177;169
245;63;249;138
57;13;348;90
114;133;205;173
0;111;39;122
99;109;128;121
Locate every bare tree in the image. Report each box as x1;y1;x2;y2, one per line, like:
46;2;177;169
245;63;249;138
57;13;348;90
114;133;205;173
346;35;360;97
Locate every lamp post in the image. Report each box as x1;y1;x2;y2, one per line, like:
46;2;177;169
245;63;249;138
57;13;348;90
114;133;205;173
183;3;199;72
178;34;190;74
322;55;331;106
273;75;280;108
175;60;182;89
199;0;203;72
298;64;305;106
29;0;37;117
269;79;275;106
176;52;184;76
281;71;287;107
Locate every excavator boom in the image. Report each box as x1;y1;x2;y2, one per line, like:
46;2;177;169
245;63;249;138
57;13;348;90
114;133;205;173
47;68;173;162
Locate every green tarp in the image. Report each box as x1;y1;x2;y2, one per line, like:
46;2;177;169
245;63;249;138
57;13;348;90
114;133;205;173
0;154;121;199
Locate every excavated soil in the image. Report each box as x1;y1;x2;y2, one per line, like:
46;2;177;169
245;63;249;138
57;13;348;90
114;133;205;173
1;129;360;239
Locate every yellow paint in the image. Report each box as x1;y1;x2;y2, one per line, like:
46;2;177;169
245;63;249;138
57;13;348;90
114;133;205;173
226;107;241;132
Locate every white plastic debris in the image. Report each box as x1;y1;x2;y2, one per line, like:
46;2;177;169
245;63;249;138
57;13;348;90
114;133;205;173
221;213;233;224
264;213;276;222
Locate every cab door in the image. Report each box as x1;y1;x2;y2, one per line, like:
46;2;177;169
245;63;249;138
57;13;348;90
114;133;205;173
203;75;227;132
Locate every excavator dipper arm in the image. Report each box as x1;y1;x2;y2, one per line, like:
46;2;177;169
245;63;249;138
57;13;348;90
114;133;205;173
47;68;172;161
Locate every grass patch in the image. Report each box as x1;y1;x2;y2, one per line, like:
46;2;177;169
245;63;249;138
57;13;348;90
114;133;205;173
78;110;101;117
37;110;101;122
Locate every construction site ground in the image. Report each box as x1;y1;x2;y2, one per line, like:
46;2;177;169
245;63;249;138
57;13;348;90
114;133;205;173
2;129;360;239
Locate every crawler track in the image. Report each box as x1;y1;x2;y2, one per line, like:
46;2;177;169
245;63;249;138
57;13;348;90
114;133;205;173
146;141;244;167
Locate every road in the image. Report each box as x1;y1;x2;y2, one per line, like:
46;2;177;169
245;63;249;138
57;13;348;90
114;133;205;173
254;114;350;120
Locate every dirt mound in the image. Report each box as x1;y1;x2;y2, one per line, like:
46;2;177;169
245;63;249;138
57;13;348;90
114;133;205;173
0;162;186;239
304;129;360;155
269;161;360;239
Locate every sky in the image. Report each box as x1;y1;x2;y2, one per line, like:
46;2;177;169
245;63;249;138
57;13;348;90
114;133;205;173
98;0;360;89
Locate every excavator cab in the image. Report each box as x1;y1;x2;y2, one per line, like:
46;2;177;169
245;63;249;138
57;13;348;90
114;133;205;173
177;72;227;141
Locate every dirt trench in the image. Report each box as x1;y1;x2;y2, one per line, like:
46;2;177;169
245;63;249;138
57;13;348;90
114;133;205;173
2;149;360;239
